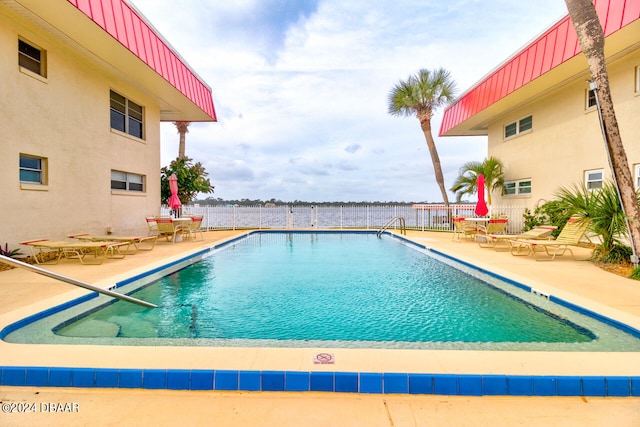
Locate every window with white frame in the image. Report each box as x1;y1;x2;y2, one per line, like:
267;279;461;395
635;164;640;190
504;179;532;196
111;170;144;192
636;66;640;93
19;154;47;184
585;169;604;190
586;88;597;109
110;90;144;139
504;115;532;139
19;39;46;77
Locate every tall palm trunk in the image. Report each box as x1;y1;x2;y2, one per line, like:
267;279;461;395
418;111;449;207
174;121;190;159
565;0;640;262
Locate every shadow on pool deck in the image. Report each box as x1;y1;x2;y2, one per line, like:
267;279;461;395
1;229;639;426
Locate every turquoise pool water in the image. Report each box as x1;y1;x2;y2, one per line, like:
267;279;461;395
6;232;640;351
57;233;594;343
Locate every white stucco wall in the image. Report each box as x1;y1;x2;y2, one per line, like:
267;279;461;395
487;48;640;211
0;9;162;248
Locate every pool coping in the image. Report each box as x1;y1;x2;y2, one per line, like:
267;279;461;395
1;230;640;397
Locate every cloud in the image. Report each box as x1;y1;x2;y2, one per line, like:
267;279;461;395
134;0;568;202
344;143;361;154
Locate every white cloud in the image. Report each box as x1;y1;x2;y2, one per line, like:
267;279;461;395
132;0;568;202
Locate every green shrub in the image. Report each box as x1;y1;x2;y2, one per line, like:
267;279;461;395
0;243;23;258
522;200;566;238
593;244;632;264
524;181;640;265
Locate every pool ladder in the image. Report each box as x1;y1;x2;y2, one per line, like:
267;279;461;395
377;216;406;238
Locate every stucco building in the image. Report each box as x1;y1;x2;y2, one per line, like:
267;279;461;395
0;0;216;249
440;0;639;211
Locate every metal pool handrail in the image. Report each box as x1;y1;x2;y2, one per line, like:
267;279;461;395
0;255;157;308
377;216;406;237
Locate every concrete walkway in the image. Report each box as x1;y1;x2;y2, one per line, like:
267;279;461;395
1;229;639;426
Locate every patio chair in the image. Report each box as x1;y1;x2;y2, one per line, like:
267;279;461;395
21;239;129;265
155;217;191;243
477;225;557;249
509;217;592;261
451;216;478;242
186;215;204;240
476;217;508;240
146;216;159;236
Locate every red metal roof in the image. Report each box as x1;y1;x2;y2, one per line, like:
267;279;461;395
67;0;217;121
439;0;639;136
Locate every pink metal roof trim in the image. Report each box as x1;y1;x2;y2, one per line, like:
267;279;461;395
439;0;639;136
67;0;217;121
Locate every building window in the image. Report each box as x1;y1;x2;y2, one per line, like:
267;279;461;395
18;39;46;77
20;154;46;184
504;115;533;139
504;179;532;196
635;164;640;190
504;122;517;138
585;169;604;191
636;66;640;93
111;170;145;192
586;88;597;109
110;90;144;139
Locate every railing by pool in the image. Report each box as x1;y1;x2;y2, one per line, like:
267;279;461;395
161;204;528;234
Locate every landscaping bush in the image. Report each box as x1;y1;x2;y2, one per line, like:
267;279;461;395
0;243;22;258
525;181;640;278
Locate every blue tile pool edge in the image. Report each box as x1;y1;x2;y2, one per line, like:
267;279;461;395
1;366;639;396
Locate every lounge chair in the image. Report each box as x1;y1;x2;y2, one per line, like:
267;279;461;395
21;239;129;265
146;216;159;236
451;217;478;241
509;217;592;261
155;217;191;243
477;225;557;249
68;234;157;253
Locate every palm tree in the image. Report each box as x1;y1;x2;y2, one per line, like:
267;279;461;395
565;0;640;265
554;181;640;263
388;68;457;206
450;157;505;205
174;121;190;158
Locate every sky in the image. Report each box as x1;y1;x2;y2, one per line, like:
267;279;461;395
129;0;568;203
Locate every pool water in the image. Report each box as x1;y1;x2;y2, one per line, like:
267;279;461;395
53;232;598;345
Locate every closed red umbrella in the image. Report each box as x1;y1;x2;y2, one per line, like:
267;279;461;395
475;173;489;217
168;173;182;217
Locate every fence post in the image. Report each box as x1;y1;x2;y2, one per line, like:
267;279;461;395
366;205;370;230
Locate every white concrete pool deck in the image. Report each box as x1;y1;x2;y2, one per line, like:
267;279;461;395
1;229;639;425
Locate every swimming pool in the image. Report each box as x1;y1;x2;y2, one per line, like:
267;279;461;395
5;231;640;352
